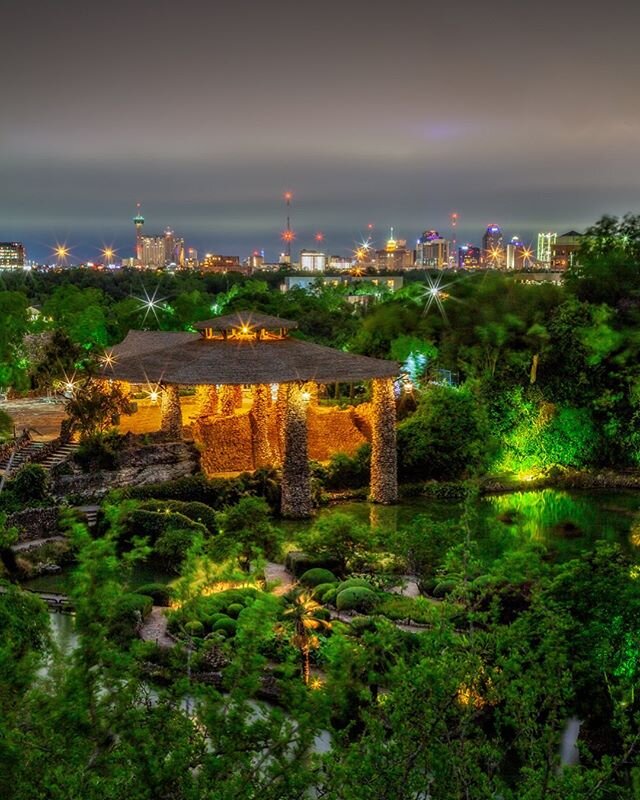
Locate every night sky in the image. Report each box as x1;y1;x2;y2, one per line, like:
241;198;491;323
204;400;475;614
3;0;639;263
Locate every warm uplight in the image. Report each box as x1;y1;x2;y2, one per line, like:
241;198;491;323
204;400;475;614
149;390;159;403
301;390;311;402
100;350;117;369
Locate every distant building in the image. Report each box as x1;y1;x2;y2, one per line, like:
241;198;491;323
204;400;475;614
374;228;413;270
244;250;265;269
458;244;481;269
200;253;245;273
282;274;404;294
415;230;450;268
0;241;25;269
482;223;504;267
299;249;327;272
164;229;185;267
140;235;166;269
327;255;352;271
551;231;581;270
537;232;557;266
506;236;526;270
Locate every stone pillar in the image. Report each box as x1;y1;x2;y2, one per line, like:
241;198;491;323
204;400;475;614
220;385;243;416
195;384;219;416
281;383;312;518
370;378;398;504
251;384;274;468
274;384;287;463
160;384;183;439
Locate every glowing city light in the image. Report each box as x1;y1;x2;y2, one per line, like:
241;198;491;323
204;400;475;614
101;245;116;263
420;273;452;319
315;232;324;243
281;230;295;243
53;242;71;265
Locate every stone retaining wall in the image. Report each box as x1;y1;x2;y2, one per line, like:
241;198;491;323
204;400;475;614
7;507;60;543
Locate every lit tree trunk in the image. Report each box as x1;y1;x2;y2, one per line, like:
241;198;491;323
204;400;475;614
160;384;183;439
220;384;242;416
281;383;312;518
195;383;219;416
370;378;397;504
251;383;274;467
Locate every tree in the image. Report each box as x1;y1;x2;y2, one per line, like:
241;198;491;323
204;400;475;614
283;590;331;683
0;409;12;442
212;496;282;571
65;378;133;439
301;513;372;574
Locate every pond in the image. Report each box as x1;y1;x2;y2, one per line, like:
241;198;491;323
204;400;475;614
24;488;640;597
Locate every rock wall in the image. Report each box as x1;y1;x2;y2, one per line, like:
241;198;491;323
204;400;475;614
307;405;368;461
7;507;60;543
193;412;254;475
51;441;200;500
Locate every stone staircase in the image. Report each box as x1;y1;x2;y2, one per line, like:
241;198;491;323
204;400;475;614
0;440;78;478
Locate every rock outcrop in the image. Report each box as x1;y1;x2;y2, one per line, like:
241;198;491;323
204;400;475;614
51;441;200;500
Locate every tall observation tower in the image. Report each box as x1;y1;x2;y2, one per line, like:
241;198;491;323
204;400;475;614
133;203;145;264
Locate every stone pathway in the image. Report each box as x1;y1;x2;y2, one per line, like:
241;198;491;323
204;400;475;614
12;535;67;552
264;561;295;595
139;606;175;648
389;574;421;598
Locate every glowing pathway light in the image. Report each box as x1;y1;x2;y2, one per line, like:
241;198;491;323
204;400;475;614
99;349;118;370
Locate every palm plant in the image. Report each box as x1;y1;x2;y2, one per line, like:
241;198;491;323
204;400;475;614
283;591;331;684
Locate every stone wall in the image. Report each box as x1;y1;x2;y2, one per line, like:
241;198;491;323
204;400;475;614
7;507;60;543
307;405;368;461
51;441;200;500
193;412;254;475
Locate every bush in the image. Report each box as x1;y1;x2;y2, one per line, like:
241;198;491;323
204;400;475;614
377;595;435;625
312;582;338;599
321;587;338;605
336;577;372;594
138;500;218;534
284;550;341;578
184;620;204;637
397;385;493;481
432;580;457;598
120;509;207;546
324;444;371;490
226;603;244;619
109;592;152;645
336;587;379;613
213;616;237;637
136;582;172;607
74;431;121;472
12;464;49;502
299;568;338;587
300;513;372;573
155;527;199;570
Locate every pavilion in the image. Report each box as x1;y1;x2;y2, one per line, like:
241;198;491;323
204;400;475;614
102;311;399;517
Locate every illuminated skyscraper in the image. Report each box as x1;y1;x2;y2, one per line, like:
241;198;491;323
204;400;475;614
537;232;557;266
551;231;581;270
133;204;145;263
415;230;450;268
482;223;504;267
0;241;25;269
374;228;413;270
299;249;327;271
458;244;481;269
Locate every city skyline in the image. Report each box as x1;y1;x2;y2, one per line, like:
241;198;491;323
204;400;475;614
2;0;639;261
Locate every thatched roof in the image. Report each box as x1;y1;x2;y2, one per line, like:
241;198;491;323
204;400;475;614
104;319;398;386
194;311;298;332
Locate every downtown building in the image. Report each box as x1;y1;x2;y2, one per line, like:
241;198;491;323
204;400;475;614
551;231;581;270
481;223;505;267
0;241;25;269
374;229;413;270
415;230;450;268
458;244;482;269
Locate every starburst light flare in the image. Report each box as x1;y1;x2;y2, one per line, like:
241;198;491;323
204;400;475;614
135;286;167;324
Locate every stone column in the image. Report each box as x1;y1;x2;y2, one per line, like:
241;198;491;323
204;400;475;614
250;383;274;467
160;384;183;439
274;384;287;463
220;385;243;416
281;383;312;518
195;384;219;416
370;378;398;504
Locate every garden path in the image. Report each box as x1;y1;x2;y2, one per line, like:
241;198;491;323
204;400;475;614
139;606;174;648
264;561;295;595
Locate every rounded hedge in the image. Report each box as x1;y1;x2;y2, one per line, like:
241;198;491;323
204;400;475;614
184;620;204;636
213;616;237;636
136;582;171;607
300;568;338;587
432;580;457;598
312;581;337;599
321;587;338;605
336;577;372;594
226;603;244;619
336;587;379;612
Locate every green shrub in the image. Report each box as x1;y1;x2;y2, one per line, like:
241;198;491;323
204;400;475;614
432;580;456;598
336;587;379;612
284;550;341;577
109;592;152;645
120;509;207;546
136;582;171;607
397;385;493;481
184;620;204;637
74;431;121;472
324;444;371;490
213;616;237;637
226;603;244;619
300;514;372;573
299;568;338;587
12;463;49;502
336;577;372;593
321;587;338;605
138;500;218;534
377;595;434;624
155;528;199;569
312;582;337;599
